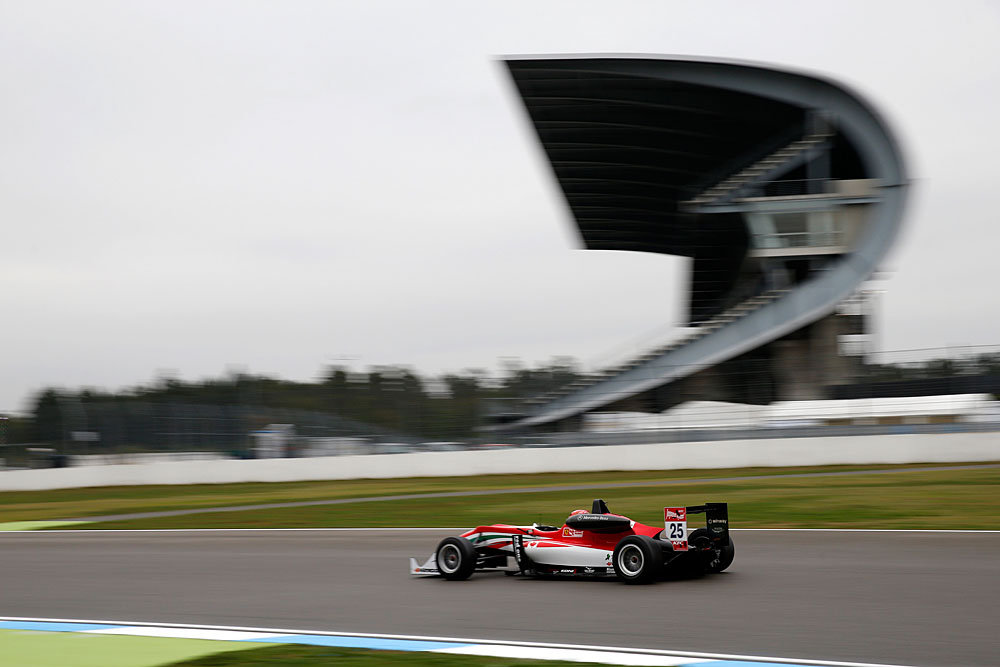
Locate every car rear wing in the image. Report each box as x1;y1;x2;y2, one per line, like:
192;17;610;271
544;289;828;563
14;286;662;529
686;502;730;547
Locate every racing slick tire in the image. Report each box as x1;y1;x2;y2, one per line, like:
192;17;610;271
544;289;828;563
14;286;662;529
687;528;735;574
612;535;662;584
708;534;735;573
435;537;477;581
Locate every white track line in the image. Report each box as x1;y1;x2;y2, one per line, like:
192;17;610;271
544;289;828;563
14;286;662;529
86;626;286;641
0;616;915;667
435;644;705;665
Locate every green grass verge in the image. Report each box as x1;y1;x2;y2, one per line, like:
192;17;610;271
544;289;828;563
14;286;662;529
0;631;599;667
59;465;1000;530
0;629;264;667
0;520;89;531
169;645;602;666
0;462;985;524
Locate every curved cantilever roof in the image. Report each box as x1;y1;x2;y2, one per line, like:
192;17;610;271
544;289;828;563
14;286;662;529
502;56;908;429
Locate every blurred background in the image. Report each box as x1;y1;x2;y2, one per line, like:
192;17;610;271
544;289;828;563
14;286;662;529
1;2;998;470
3;343;998;469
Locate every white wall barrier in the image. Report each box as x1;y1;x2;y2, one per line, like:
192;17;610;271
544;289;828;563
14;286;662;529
1;431;998;492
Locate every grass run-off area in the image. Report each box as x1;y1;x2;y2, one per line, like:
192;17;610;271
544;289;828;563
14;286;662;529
170;645;598;667
2;462;998;530
0;630;588;667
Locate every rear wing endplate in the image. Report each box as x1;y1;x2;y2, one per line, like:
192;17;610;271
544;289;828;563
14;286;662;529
686;502;730;547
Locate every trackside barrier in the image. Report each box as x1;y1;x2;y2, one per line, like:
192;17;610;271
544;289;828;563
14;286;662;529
0;432;998;491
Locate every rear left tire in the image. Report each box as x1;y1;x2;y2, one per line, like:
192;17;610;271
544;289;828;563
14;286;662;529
612;535;662;584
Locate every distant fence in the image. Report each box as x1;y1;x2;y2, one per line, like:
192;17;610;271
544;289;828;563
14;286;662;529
2;431;998;492
27;401;410;458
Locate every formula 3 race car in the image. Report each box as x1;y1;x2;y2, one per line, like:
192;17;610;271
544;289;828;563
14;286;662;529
409;499;733;584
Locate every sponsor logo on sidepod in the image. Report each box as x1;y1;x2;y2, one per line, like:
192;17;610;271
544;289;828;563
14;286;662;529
562;527;583;538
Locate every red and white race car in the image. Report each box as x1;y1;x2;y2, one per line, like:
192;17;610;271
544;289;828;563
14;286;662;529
410;499;734;584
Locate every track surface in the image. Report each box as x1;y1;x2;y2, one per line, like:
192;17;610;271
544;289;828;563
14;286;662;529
1;530;996;666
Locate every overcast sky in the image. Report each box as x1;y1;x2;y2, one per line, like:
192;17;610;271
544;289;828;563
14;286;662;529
1;1;998;412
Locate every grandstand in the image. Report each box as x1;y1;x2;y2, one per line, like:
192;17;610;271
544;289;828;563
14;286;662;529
496;56;908;432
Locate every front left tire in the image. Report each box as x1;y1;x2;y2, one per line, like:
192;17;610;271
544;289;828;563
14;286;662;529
435;536;477;580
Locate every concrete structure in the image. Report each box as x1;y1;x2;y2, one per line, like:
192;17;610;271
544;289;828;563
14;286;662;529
498;56;908;431
764;394;1000;427
1;432;996;491
585;394;1000;432
585;401;766;432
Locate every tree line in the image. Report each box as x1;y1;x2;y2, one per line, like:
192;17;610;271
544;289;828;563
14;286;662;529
20;357;584;444
7;350;999;447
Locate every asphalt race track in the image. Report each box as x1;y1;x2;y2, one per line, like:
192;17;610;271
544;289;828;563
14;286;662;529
1;530;996;666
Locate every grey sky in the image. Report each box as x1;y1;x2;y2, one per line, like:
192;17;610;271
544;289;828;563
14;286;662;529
2;1;998;412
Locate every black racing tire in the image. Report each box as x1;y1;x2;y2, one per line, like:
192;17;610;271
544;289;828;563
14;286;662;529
435;537;477;581
612;535;662;584
688;528;735;574
709;535;735;574
687;527;711;550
